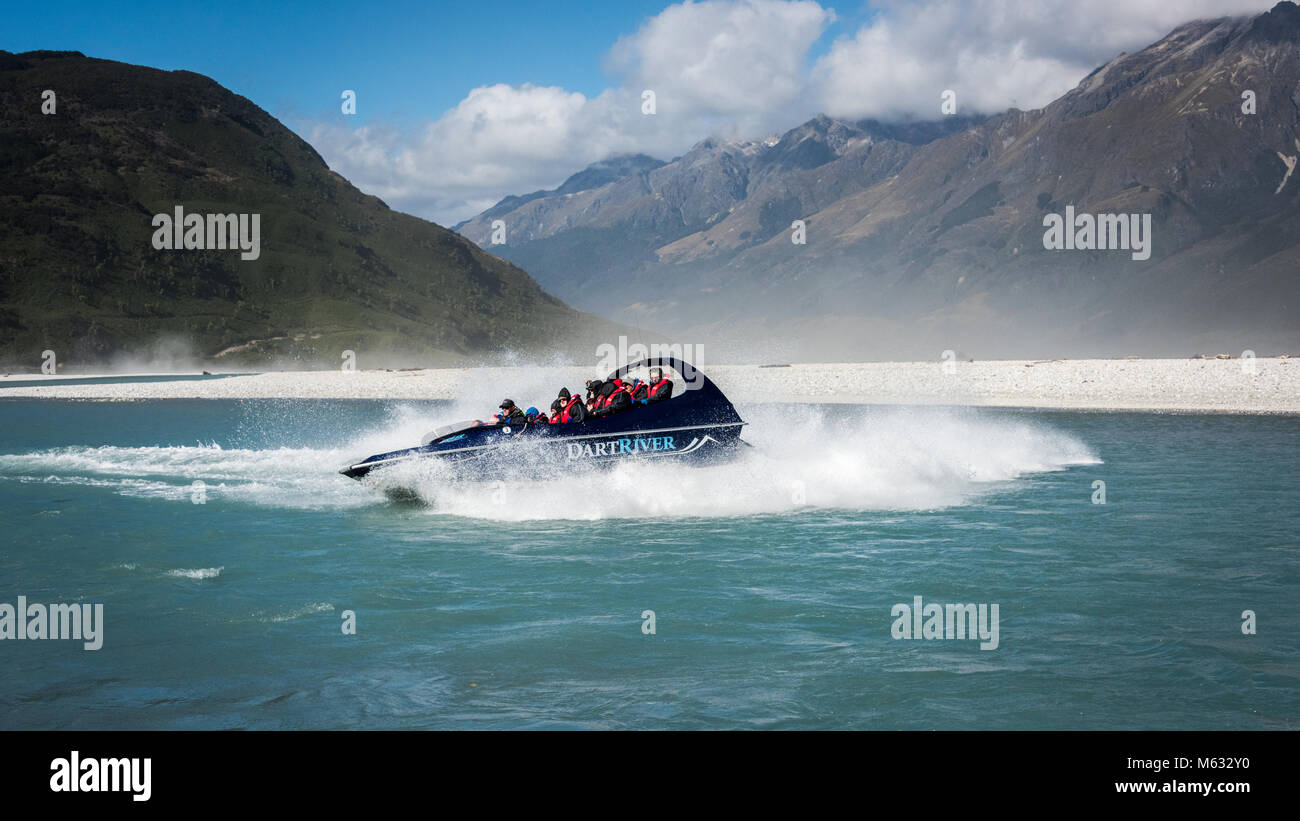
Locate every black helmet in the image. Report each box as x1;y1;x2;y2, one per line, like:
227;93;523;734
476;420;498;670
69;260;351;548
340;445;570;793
499;399;515;409
558;387;571;401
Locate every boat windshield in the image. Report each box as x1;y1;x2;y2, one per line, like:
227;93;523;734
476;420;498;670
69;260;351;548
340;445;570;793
421;421;480;444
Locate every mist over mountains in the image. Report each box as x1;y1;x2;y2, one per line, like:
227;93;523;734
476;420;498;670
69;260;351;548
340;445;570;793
459;3;1300;360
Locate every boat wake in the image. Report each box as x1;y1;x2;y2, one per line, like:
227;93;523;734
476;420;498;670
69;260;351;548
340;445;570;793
0;404;1100;520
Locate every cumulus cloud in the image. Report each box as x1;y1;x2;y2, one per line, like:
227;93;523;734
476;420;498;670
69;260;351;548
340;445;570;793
305;0;1274;225
607;0;832;126
310;84;614;224
813;0;1273;120
309;0;831;225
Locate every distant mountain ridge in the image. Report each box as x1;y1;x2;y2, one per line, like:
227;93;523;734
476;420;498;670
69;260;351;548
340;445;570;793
459;114;985;280
0;50;616;368
458;154;667;229
459;3;1300;359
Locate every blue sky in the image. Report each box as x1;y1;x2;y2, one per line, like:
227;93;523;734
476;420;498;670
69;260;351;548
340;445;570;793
4;0;1270;225
5;0;867;127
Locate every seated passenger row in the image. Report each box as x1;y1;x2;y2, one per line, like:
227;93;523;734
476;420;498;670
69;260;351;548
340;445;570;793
490;367;674;427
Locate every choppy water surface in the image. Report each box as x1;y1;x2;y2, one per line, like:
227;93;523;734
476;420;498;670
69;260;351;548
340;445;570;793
0;398;1295;728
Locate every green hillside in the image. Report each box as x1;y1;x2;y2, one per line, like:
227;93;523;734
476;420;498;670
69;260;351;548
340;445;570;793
0;50;611;369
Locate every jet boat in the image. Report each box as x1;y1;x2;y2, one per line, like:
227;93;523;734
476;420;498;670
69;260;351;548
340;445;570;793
339;357;746;480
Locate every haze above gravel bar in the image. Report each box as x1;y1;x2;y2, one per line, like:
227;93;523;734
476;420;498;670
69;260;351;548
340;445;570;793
2;359;1296;414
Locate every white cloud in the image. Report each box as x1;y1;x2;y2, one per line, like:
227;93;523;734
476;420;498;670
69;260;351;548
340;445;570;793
813;0;1273;120
309;85;629;226
607;0;832;124
305;0;1274;225
308;0;833;225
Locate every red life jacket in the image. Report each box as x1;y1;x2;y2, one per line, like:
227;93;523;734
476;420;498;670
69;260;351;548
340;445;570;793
593;382;619;410
606;383;630;409
648;378;670;398
561;395;582;422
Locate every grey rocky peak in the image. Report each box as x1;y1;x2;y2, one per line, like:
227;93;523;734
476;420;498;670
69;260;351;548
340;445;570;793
460;3;1300;358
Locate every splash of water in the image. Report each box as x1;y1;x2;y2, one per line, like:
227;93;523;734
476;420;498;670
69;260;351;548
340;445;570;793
0;404;1098;520
363;404;1100;520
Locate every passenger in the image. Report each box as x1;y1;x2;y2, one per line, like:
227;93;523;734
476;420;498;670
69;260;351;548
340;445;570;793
558;388;586;423
590;377;632;417
609;379;634;414
611;377;630;402
628;377;647;402
548;399;564;423
495;399;526;425
585;379;606;412
524;406;542;423
643;367;673;404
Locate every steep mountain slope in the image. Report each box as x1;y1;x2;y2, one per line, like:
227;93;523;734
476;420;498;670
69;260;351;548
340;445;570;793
461;4;1300;358
0;50;613;368
459;115;983;315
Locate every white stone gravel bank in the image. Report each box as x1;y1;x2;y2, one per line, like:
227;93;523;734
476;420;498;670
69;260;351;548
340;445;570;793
2;359;1296;413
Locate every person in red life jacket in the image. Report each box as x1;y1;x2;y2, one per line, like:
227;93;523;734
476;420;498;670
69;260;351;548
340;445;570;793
584;379;603;411
643;368;673;404
557;387;586;423
585;379;606;413
548;399;564;423
627;378;647;402
590;377;632;417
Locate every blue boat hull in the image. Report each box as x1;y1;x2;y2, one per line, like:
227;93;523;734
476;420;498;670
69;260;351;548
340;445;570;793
340;357;747;480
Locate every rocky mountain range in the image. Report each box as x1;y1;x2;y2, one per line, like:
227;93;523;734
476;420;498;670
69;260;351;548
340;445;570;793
459;3;1300;359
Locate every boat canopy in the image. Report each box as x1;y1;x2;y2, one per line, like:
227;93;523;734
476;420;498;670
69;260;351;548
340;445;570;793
605;357;741;426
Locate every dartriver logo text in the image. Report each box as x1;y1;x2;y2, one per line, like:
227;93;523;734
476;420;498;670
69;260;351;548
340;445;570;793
891;595;999;650
567;436;677;459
